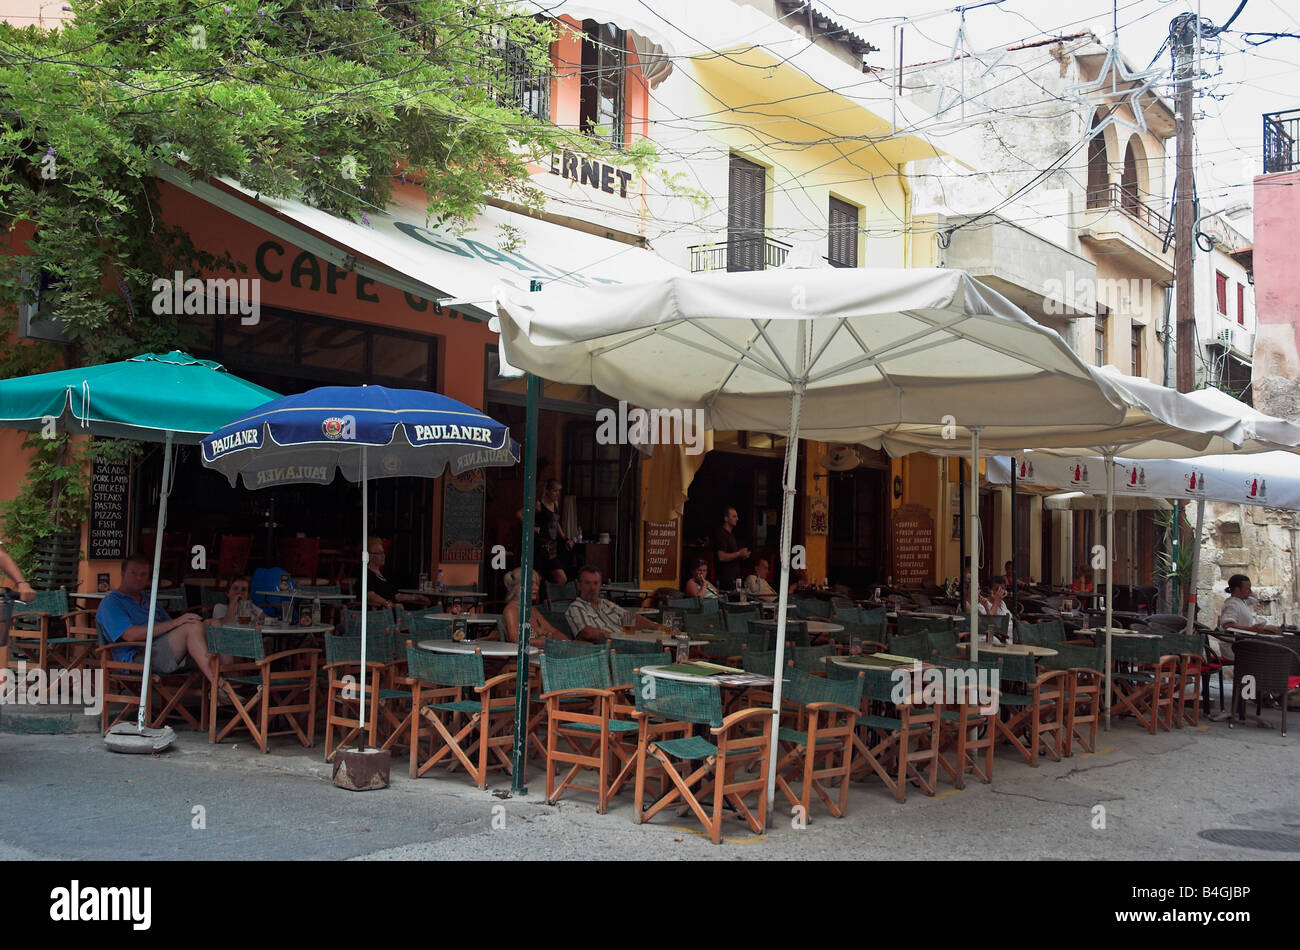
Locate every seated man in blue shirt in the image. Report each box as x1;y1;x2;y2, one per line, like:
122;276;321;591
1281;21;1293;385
99;554;216;682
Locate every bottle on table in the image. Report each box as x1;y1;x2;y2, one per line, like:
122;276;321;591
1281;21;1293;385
435;569;445;594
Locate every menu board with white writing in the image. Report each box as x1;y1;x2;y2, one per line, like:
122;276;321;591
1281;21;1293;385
642;520;678;584
890;504;935;585
90;453;131;561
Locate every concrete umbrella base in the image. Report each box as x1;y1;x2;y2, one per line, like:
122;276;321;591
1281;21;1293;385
332;747;391;791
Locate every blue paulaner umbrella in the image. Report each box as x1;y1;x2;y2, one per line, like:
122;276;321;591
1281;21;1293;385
201;386;519;748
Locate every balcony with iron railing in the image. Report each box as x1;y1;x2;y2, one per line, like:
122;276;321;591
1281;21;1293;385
1263;108;1300;175
1085;182;1172;236
688;236;792;273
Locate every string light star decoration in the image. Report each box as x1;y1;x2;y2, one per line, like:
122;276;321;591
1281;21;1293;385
1065;42;1164;143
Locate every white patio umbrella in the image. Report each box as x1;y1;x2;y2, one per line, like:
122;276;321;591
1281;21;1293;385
875;366;1300;727
496;265;1132;816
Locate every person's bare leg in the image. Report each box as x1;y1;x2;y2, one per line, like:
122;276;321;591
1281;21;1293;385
550;569;567;584
171;619;217;682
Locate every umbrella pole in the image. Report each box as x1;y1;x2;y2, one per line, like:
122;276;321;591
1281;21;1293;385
358;445;368;747
135;430;174;731
764;347;806;821
969;429;981;662
510;373;540;795
1184;499;1205;635
1104;452;1114;731
1010;461;1017;617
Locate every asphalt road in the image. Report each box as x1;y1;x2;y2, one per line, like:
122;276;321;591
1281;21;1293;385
1;707;1297;862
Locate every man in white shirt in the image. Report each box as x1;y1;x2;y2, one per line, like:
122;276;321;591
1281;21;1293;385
565;565;660;643
1219;574;1274;634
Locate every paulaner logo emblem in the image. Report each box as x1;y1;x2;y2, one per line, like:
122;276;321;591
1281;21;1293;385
321;414;357;440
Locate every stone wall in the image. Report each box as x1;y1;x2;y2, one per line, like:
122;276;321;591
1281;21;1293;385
1198;501;1300;627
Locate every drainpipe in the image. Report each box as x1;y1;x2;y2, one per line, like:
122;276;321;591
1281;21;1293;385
898;163;912;268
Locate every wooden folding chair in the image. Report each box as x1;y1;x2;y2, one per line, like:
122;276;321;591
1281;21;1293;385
538;652;638;813
206;625;320;752
1110;636;1179;734
322;633;386;761
840;664;940;802
406;645;516;789
631;673;777;845
526;641;610;764
774;666;864;821
1159;631;1207;728
1038;644;1105;756
9;590;97;674
94;619;207;733
930;658;999;788
988;652;1067;766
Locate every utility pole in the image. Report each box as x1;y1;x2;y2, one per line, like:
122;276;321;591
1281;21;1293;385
1171;13;1199;393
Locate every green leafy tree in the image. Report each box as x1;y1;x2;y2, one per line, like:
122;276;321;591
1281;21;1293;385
0;1;649;568
0;0;640;363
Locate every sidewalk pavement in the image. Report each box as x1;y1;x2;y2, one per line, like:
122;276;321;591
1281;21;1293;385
0;701;1297;861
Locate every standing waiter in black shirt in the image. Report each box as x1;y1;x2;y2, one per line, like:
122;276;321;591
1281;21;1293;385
713;507;751;591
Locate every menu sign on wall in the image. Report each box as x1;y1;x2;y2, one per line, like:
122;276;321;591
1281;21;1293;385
890;504;935;585
441;468;485;563
90;453;131;561
642;521;678;584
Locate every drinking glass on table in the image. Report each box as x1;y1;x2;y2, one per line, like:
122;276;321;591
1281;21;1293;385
621;609;636;638
236;598;252;625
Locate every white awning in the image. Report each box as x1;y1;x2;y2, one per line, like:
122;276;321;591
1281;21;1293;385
155;164;685;321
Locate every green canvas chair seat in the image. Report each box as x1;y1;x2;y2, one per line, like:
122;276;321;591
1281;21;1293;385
207;624;320;753
742;648;778;676
723;609;758;633
650;734;718;760
428;698;484;715
545;639;609;659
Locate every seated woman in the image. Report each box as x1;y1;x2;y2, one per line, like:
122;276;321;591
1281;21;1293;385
974;580;1013;643
501;566;566;649
684;558;722;599
206;576;265;626
1070;567;1093;593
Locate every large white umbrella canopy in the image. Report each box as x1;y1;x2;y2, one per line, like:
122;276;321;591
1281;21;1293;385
496;264;1131;817
895;369;1300;726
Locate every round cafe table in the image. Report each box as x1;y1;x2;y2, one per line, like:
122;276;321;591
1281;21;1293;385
417;639;538;657
967;642;1058;657
638;663;773;688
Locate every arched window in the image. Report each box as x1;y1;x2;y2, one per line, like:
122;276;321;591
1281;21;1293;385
1121;136;1146;215
1086;113;1110;209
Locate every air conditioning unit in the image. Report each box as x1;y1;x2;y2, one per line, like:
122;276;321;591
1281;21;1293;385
1216;328;1234;346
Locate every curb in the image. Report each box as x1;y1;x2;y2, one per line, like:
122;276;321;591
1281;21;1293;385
0;704;102;735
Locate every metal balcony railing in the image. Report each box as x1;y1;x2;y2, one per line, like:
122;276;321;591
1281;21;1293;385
688;236;792;273
1085;182;1172;236
1264;109;1300;175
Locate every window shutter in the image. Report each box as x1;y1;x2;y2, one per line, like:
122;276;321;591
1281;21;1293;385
828;198;858;267
728;155;765;272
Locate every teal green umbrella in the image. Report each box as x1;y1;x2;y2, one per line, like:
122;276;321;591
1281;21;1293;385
0;351;280;750
0;350;278;442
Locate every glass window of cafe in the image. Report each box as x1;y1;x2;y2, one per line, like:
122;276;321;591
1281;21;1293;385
127;306;442;583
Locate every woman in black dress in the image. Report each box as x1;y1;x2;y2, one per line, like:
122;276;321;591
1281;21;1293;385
532;478;572;584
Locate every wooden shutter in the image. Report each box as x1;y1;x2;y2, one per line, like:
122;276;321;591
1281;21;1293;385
828;197;858;267
728;155;766;272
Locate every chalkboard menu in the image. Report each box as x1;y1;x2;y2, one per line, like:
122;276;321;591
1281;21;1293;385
90;453;131;561
642;520;678;584
441;468;485;563
890;504;934;586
